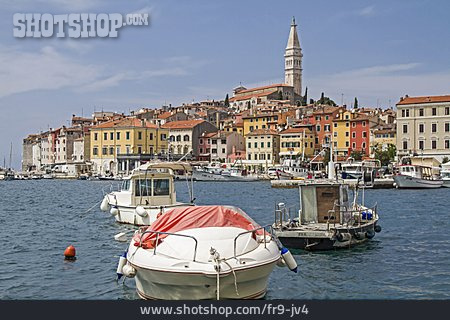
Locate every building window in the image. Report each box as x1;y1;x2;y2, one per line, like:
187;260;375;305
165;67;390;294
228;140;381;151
325;116;329;120
362;131;367;138
405;109;410;117
352;122;356;128
403;141;408;150
401;110;405;117
334;132;337;137
221;139;226;144
432;123;437;133
248;142;251;149
445;123;450;132
333;123;337;128
419;124;424;133
403;124;408;134
419;109;424;117
184;135;190;142
334;142;337;147
176;135;181;142
362;142;366;149
137;146;142;154
103;132;107;140
249;126;254;132
138;132;142;140
254;142;257;148
345;141;349;147
267;153;271;160
116;132;120;140
93;147;98;155
432;108;437;116
222;148;225;153
160;134;167;141
446;107;450;115
345;132;349;137
116;146;120;155
94;133;98;141
248;154;251;160
149;133;153;140
126;145;131;154
102;147;107;155
316;125;321;132
431;140;437;149
109;147;114;155
345;122;349;127
260;142;264;148
324;124;330;132
446;140;450;149
110;132;114;140
419;140;424;150
352;142;356;149
212;149;217;154
352;132;356;138
126;132;130;140
267;141;271;148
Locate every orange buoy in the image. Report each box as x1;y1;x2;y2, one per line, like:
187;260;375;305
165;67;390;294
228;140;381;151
64;245;76;261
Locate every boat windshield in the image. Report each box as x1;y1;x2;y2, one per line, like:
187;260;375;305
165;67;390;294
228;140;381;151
121;179;131;191
135;178;170;196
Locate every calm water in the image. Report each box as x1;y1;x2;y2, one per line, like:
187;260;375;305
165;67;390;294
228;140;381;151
0;180;449;299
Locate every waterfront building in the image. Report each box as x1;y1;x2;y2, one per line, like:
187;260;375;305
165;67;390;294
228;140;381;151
371;127;396;151
279;126;315;161
162;120;217;159
396;94;450;162
245;129;280;171
242;112;280;136
197;131;245;162
332;109;353;156
308;105;344;151
90;117;169;175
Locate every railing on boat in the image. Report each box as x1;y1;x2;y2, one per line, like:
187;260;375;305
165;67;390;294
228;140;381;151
139;230;199;261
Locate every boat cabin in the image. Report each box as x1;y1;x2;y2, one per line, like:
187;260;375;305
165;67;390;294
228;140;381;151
298;183;350;224
398;165;434;180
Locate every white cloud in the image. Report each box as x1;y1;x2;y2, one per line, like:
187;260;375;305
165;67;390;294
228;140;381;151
0;45;100;98
357;5;376;17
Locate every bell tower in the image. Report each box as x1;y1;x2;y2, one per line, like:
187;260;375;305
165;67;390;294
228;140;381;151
284;17;303;96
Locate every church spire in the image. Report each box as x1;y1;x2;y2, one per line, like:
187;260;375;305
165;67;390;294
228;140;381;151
284;16;303;97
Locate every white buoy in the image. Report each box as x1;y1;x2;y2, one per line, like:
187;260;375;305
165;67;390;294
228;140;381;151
114;232;127;242
110;206;119;216
100;196;109;212
122;263;136;278
135;206;148;217
281;247;298;273
116;252;127;280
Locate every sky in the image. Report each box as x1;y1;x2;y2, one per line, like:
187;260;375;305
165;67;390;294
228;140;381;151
1;0;450;169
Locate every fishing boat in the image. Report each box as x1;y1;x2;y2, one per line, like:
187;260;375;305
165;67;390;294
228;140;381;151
118;205;297;300
393;165;443;189
100;162;195;226
440;163;450;188
272;181;381;250
341;159;380;180
267;166;293;180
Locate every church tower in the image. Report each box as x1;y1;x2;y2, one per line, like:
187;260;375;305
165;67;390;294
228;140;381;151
284;17;303;97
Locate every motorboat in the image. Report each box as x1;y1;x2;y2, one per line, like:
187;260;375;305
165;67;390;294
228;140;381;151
279;159;308;179
267;166;293;180
272;181;381;250
100;162;195;226
441;163;450;188
118;205;297;300
393;165;443;189
192;166;258;182
341;159;380;180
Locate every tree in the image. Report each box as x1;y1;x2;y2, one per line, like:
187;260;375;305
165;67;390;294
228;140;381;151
442;156;449;164
310;98;315;105
319;92;325;104
302;87;308;106
277;91;283;100
224;94;229;108
350;150;364;161
354;97;358;109
373;143;396;166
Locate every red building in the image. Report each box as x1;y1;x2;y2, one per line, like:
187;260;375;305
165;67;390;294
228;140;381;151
349;114;371;156
308;106;344;151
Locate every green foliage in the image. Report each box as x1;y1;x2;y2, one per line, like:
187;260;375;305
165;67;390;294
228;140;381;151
373;143;396;166
354;97;358;109
316;92;337;106
442;156;449;164
350;150;364;161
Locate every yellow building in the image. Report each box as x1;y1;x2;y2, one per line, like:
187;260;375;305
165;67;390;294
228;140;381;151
332;110;352;156
90;117;169;175
279;127;315;159
242;113;280;136
372;128;396;151
245;129;280;171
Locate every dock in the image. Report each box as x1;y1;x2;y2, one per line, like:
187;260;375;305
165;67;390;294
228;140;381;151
271;178;394;189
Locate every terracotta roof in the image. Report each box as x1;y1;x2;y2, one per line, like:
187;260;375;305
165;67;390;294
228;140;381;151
229;89;278;102
157;111;172;119
91;117;157;129
247;129;279;136
161;119;206;129
280;127;311;134
201;131;218;138
397;95;450;105
242;112;278;119
236;83;290;95
313;106;342;115
374;128;395;134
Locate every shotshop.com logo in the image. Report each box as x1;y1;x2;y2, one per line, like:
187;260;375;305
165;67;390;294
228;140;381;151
13;13;149;38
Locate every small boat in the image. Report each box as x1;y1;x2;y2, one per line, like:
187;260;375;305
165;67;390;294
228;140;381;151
192;166;258;182
42;173;54;179
119;205;297;300
267;166;293;180
341;159;380;180
100;162;195;226
441;163;450;188
31;174;42;180
272;181;381;250
393;165;443;189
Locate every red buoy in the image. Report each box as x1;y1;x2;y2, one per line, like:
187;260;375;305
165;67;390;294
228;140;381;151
64;245;76;260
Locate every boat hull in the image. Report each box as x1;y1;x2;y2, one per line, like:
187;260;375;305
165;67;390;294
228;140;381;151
131;260;277;300
393;175;443;189
442;178;450;188
192;171;258;182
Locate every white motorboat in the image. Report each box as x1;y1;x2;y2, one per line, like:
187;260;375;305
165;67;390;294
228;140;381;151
119;205;297;300
267;166;293;180
273;181;381;250
393;165;443;189
341;159;380;180
441;163;450;188
279;159;308;179
192;166;258;182
100;162;195;226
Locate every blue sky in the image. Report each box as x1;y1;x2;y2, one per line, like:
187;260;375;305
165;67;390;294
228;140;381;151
1;0;450;168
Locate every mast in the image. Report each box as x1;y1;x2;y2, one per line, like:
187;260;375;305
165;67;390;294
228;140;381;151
9;142;12;170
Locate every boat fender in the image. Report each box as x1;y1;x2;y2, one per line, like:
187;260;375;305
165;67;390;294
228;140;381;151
135;206;148;217
276;257;287;268
100;196;109;212
374;225;382;233
110;206;119;216
365;230;375;239
336;232;351;242
122;263;136;278
281;247;297;273
116;252;127;280
355;232;366;240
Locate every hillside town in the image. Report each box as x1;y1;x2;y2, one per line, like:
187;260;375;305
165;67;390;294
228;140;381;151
15;18;450;179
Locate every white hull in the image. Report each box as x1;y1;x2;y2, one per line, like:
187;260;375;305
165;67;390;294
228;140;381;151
442;178;450;188
192;171;258;182
393;175;443;189
132;260;277;300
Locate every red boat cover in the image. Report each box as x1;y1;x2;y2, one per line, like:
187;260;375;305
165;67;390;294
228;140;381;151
134;205;261;249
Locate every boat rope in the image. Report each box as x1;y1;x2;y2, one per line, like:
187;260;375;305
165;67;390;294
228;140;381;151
210;247;239;300
82;199;103;215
